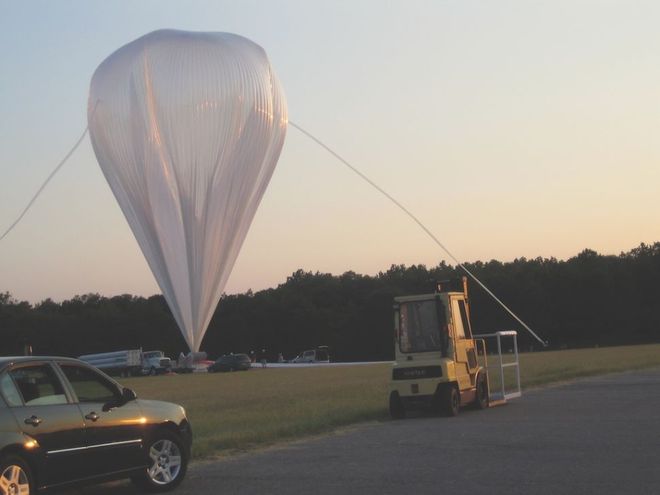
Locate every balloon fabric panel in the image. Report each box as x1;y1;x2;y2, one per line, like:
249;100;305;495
88;30;287;351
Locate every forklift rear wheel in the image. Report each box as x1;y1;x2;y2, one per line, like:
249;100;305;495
389;391;406;420
474;373;489;409
439;384;459;417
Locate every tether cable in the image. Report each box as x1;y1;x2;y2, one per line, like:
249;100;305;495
0;126;89;242
289;120;548;346
0;102;99;243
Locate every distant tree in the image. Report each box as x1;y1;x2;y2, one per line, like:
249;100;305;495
1;243;659;359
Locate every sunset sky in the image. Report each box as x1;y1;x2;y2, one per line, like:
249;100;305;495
1;0;659;303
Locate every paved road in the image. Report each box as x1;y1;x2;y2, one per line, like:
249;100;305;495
66;369;660;495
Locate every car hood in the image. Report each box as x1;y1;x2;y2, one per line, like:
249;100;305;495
135;398;187;425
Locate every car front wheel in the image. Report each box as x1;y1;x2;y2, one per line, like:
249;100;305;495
132;431;188;492
0;456;33;495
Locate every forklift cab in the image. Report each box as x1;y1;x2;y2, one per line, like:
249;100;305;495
389;278;487;418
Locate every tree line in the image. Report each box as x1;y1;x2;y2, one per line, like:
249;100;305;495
1;242;658;361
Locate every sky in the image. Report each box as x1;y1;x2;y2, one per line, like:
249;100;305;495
1;0;659;303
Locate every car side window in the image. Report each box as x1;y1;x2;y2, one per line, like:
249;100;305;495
9;365;68;405
0;372;23;407
60;365;119;403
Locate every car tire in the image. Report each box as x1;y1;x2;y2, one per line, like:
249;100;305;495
439;384;460;417
149;367;157;376
132;431;188;492
389;391;406;420
0;456;34;495
474;372;489;410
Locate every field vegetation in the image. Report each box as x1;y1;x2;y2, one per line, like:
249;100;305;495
122;343;660;458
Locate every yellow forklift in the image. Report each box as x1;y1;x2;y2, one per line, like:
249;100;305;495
389;277;520;418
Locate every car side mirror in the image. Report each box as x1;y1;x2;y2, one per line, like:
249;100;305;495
122;387;137;402
102;387;137;412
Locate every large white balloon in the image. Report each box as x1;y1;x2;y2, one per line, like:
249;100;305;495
88;30;287;351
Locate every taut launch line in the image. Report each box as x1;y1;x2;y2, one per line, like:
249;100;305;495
289;121;547;347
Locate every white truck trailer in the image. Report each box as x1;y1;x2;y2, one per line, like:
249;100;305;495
78;349;172;376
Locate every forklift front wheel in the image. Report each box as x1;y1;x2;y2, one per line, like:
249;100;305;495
438;384;459;417
389;391;406;420
474;372;489;410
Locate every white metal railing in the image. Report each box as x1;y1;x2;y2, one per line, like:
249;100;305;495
473;330;521;402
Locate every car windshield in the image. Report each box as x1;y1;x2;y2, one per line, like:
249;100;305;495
399;299;444;353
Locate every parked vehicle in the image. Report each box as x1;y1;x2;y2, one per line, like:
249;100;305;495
0;356;192;493
389;278;492;418
78;349;142;377
290;346;330;364
208;354;251;372
78;349;172;377
141;350;173;376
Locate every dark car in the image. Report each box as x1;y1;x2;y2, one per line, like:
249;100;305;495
0;356;192;493
207;354;251;372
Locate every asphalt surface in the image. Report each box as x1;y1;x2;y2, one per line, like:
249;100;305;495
65;368;660;495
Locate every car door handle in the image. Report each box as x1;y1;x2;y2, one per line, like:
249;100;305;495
24;415;42;426
85;412;100;422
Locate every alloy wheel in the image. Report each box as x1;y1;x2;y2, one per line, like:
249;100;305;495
148;439;182;486
0;465;29;495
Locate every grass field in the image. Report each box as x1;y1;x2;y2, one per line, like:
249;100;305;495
121;343;660;459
